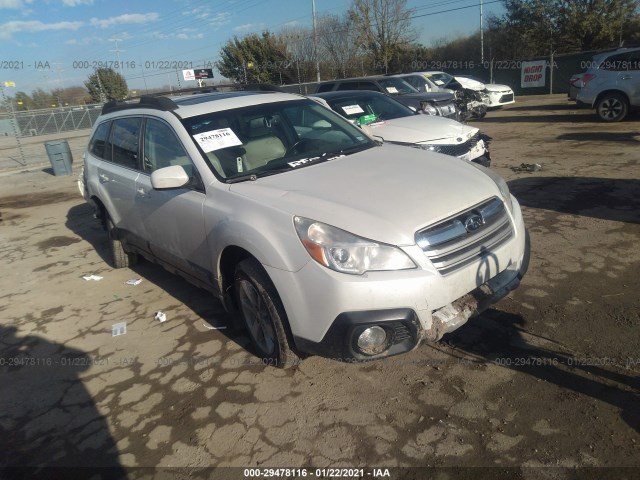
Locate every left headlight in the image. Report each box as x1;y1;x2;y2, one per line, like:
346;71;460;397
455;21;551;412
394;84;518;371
294;217;416;275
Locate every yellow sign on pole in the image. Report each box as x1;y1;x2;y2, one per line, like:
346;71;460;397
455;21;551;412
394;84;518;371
3;81;16;87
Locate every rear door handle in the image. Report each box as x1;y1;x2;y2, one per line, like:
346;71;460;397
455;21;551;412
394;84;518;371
620;75;632;80
99;173;109;183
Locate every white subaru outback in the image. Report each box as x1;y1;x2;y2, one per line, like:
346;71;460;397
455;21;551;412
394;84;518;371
83;89;530;367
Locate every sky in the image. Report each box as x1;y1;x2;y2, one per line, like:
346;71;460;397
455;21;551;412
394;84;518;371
0;0;504;97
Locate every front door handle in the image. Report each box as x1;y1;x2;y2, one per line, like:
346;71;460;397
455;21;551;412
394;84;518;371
136;187;150;199
99;173;109;183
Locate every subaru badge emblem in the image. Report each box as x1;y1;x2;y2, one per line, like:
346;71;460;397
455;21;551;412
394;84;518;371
464;214;483;232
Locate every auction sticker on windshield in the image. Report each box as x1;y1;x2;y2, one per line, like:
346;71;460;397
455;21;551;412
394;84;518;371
385;87;399;94
193;128;242;152
342;105;365;115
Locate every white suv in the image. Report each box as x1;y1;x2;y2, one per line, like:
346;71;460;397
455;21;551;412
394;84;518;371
576;47;640;121
83;89;530;367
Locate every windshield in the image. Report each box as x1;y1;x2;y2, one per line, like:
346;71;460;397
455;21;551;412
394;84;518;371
324;93;414;123
424;72;455;87
182;99;374;181
376;77;419;95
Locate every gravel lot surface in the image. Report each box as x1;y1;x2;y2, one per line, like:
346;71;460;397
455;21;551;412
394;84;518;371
1;95;638;479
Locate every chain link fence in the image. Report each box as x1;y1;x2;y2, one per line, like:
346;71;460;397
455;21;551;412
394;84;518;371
0;104;102;170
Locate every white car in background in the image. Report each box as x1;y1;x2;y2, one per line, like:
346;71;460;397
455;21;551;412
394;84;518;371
575;47;640;122
312;90;491;167
455;75;516;108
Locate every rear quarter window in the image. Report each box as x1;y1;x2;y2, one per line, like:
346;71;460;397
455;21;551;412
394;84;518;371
316;84;335;93
88;121;112;160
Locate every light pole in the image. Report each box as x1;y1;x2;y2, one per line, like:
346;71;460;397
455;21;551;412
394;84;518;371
312;0;321;82
480;0;484;64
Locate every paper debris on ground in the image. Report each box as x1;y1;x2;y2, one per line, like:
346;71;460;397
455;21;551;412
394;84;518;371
112;322;126;336
203;322;226;330
155;311;167;323
125;279;142;286
82;274;103;281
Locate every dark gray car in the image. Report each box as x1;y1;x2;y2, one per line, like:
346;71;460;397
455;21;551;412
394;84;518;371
315;76;459;120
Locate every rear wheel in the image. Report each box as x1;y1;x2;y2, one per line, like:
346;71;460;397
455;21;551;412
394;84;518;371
234;258;299;368
106;214;137;269
596;93;628;122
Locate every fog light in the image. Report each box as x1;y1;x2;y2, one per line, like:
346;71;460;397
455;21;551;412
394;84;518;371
356;326;389;355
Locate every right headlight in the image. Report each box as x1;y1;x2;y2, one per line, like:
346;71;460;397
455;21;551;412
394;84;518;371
420;102;438;115
294;217;416;275
419;144;443;153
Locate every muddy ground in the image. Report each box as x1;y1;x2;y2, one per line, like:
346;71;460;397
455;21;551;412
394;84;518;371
0;95;638;479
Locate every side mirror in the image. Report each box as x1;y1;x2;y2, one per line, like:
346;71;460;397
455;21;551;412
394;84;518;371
151;165;190;190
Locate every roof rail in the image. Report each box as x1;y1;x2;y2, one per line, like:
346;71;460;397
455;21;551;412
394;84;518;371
128;83;286;99
101;95;178;115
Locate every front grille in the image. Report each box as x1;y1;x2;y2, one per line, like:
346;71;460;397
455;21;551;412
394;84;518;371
499;94;514;103
416;197;513;275
437;133;481;157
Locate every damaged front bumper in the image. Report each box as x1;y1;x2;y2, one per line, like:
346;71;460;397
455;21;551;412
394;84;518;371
427;231;529;341
294;230;531;362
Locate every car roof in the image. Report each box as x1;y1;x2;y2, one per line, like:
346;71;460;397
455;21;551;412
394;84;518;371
170;91;304;118
312;90;389;100
99;91;307;120
318;75;402;84
593;46;640;61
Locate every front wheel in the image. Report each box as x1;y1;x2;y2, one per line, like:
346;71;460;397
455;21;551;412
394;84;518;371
105;214;138;269
234;258;300;368
596;93;628;122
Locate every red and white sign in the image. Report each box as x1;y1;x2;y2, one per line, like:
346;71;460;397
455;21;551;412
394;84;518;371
182;69;196;81
521;61;546;88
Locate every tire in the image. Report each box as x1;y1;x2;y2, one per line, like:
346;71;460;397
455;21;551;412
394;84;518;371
105;214;137;269
596;93;628;122
234;258;300;369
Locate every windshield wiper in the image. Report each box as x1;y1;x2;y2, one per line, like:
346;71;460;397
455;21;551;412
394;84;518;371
321;143;373;158
225;173;258;183
225;165;299;183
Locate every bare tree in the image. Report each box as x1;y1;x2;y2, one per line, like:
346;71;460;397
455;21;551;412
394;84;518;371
317;14;360;77
348;0;416;73
278;25;316;83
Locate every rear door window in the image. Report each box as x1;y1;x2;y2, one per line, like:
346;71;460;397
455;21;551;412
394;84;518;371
105;117;142;170
601;53;631;71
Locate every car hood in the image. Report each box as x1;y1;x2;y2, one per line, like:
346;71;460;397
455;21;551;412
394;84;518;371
455;77;485;91
365;115;479;145
485;84;513;92
229;144;500;246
